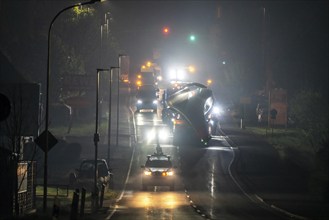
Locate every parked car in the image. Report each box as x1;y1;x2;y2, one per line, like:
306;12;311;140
69;159;113;192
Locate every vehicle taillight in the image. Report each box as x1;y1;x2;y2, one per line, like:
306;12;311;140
173;119;185;125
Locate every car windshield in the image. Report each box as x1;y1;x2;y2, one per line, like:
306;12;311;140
145;160;172;168
137;90;156;99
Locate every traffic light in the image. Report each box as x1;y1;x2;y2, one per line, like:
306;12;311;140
189;34;196;42
162;26;170;35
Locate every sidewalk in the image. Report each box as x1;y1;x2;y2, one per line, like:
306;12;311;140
27;93;134;220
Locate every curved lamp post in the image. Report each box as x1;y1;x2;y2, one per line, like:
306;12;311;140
44;0;106;212
108;67;119;164
94;68;109;210
116;54;127;147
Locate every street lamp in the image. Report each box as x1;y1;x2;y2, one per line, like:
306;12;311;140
108;67;119;164
44;0;105;212
116;54;127;147
94;68;109;210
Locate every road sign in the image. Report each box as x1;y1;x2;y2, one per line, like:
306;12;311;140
35;130;58;152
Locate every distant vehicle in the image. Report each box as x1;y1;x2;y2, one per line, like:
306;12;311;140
119;55;130;85
69;159;113;191
140;152;176;191
136;85;158;113
138;71;156;86
164;82;213;146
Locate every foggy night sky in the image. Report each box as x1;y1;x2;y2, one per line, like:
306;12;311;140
0;0;328;99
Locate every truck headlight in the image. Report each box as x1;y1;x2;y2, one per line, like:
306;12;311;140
212;106;224;116
146;128;170;143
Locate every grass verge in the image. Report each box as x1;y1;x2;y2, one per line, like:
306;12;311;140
246;126;328;199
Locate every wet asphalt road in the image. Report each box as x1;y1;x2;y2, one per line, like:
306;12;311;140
48;87;328;220
107;92;290;220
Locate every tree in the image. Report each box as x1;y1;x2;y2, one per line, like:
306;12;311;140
51;6;120;103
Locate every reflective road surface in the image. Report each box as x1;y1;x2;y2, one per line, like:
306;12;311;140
107;99;289;220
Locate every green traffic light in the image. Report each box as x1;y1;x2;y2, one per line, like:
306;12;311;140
189;35;196;41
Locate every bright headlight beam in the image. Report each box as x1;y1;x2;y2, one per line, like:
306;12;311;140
145;127;169;143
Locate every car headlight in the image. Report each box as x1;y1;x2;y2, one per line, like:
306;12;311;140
137;99;142;104
162;171;174;176
167;171;174;176
144;171;152;176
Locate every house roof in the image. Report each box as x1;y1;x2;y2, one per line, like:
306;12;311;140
0;51;28;83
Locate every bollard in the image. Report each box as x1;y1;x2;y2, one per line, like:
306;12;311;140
70;189;79;220
80;188;86;217
240;118;245;129
52;196;60;219
100;184;105;208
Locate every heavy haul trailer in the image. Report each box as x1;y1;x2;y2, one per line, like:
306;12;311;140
164;83;214;146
